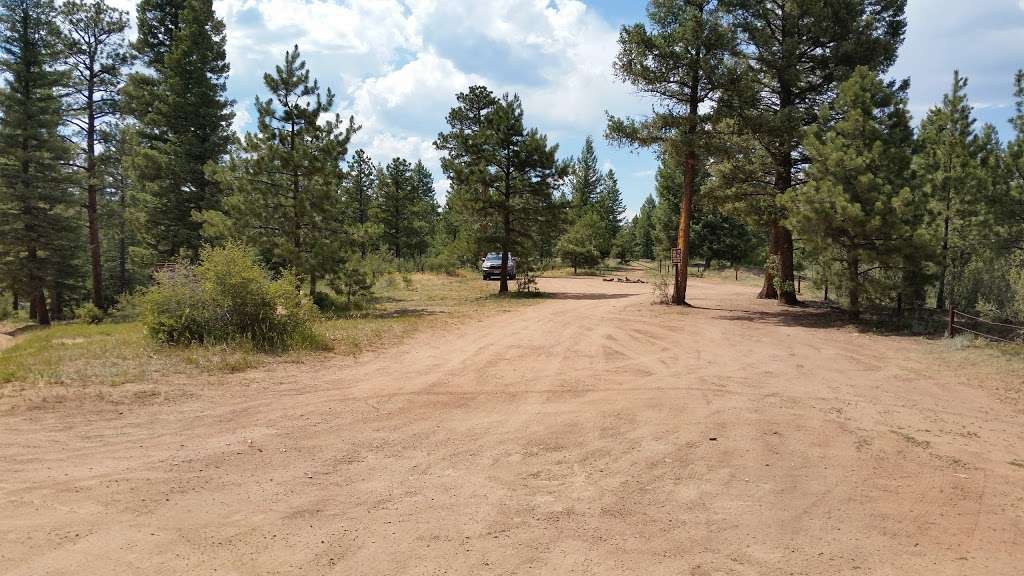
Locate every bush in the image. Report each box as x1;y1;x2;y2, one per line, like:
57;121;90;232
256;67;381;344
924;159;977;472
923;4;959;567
75;302;106;324
108;291;140;323
140;244;323;351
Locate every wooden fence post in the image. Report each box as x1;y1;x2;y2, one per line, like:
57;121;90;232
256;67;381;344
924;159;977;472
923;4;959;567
948;306;956;338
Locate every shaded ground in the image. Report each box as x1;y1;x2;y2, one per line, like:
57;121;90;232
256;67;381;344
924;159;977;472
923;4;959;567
1;276;1022;575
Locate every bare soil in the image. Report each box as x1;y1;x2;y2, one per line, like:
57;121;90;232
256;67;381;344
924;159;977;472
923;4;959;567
1;276;1022;575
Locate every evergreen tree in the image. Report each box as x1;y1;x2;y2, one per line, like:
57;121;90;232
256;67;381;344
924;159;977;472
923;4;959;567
607;0;738;305
436;86;566;294
0;0;81;324
205;45;358;296
654;149;682;258
557;210;604;273
717;0;907;304
60;0;133;309
569;136;602;214
344;149;378;256
125;0;233;260
633;195;658;260
782;68;922;318
596;168;626;250
612;220;637;263
690;206;756;270
915;71;994;311
97;123;143;297
375;157;437;261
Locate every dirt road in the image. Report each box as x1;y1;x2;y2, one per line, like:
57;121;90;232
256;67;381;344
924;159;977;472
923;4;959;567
1;277;1022;575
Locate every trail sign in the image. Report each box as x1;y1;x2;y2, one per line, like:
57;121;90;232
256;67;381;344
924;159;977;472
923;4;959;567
671;248;683;264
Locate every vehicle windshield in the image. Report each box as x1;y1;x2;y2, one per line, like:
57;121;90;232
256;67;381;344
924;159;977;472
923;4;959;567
484;253;503;262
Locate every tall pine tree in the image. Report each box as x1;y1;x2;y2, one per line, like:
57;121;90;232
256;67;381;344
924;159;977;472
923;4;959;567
0;0;80;324
608;0;738;305
782;68;922;318
60;0;133;309
716;0;907;304
569;136;602;215
205;45;358;296
125;0;233;260
436;86;565;293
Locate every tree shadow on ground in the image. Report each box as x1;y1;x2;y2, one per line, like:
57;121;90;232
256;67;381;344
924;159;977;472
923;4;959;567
692;301;944;339
352;308;442;320
548;292;639;301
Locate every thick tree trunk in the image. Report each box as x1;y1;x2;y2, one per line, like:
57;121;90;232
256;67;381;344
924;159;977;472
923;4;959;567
777;226;798;305
34;290;50;326
673;148;696;306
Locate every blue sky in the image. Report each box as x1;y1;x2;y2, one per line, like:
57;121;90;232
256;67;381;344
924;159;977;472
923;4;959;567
112;0;1024;214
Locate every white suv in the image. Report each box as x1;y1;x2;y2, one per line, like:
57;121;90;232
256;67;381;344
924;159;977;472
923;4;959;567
480;252;516;280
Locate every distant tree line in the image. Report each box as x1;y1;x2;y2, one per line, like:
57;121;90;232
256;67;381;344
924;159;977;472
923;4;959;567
4;0;1023;329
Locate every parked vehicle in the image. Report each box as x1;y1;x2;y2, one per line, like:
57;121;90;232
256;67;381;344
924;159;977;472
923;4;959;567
480;252;516;280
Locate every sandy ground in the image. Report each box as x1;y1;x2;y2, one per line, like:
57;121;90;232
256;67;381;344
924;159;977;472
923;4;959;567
1;276;1023;575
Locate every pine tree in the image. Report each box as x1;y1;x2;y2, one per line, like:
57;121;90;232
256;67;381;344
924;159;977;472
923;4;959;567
557;210;604;273
436;86;566;294
205;45;358;296
717;0;907;304
0;0;81;324
596;168;626;251
570;136;602;214
97;123;141;297
633;195;658;260
915;71;988;311
60;0;132;309
607;0;738;305
654;150;682;259
376;157;429;261
125;0;233;260
782;68;922;318
344;149;378;256
410;159;440;257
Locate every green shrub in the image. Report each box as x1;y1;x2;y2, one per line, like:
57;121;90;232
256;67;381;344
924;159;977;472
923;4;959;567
75;302;106;324
140;244;323;351
108;291;140;323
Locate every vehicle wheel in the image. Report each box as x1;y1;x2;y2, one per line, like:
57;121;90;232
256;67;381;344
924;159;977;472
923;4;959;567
482;275;488;280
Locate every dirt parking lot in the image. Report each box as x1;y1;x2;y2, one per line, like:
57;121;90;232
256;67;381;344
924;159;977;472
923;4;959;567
1;276;1022;575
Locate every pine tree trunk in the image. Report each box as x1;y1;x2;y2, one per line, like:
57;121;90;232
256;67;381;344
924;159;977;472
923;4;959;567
673;148;696;305
499;167;512;295
118;190;128;295
34;290;50;326
777;226;798;305
86;82;104;309
847;253;861;319
936;209;951;310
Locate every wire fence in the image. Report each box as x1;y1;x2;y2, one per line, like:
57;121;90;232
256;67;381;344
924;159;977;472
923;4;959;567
949;308;1024;343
